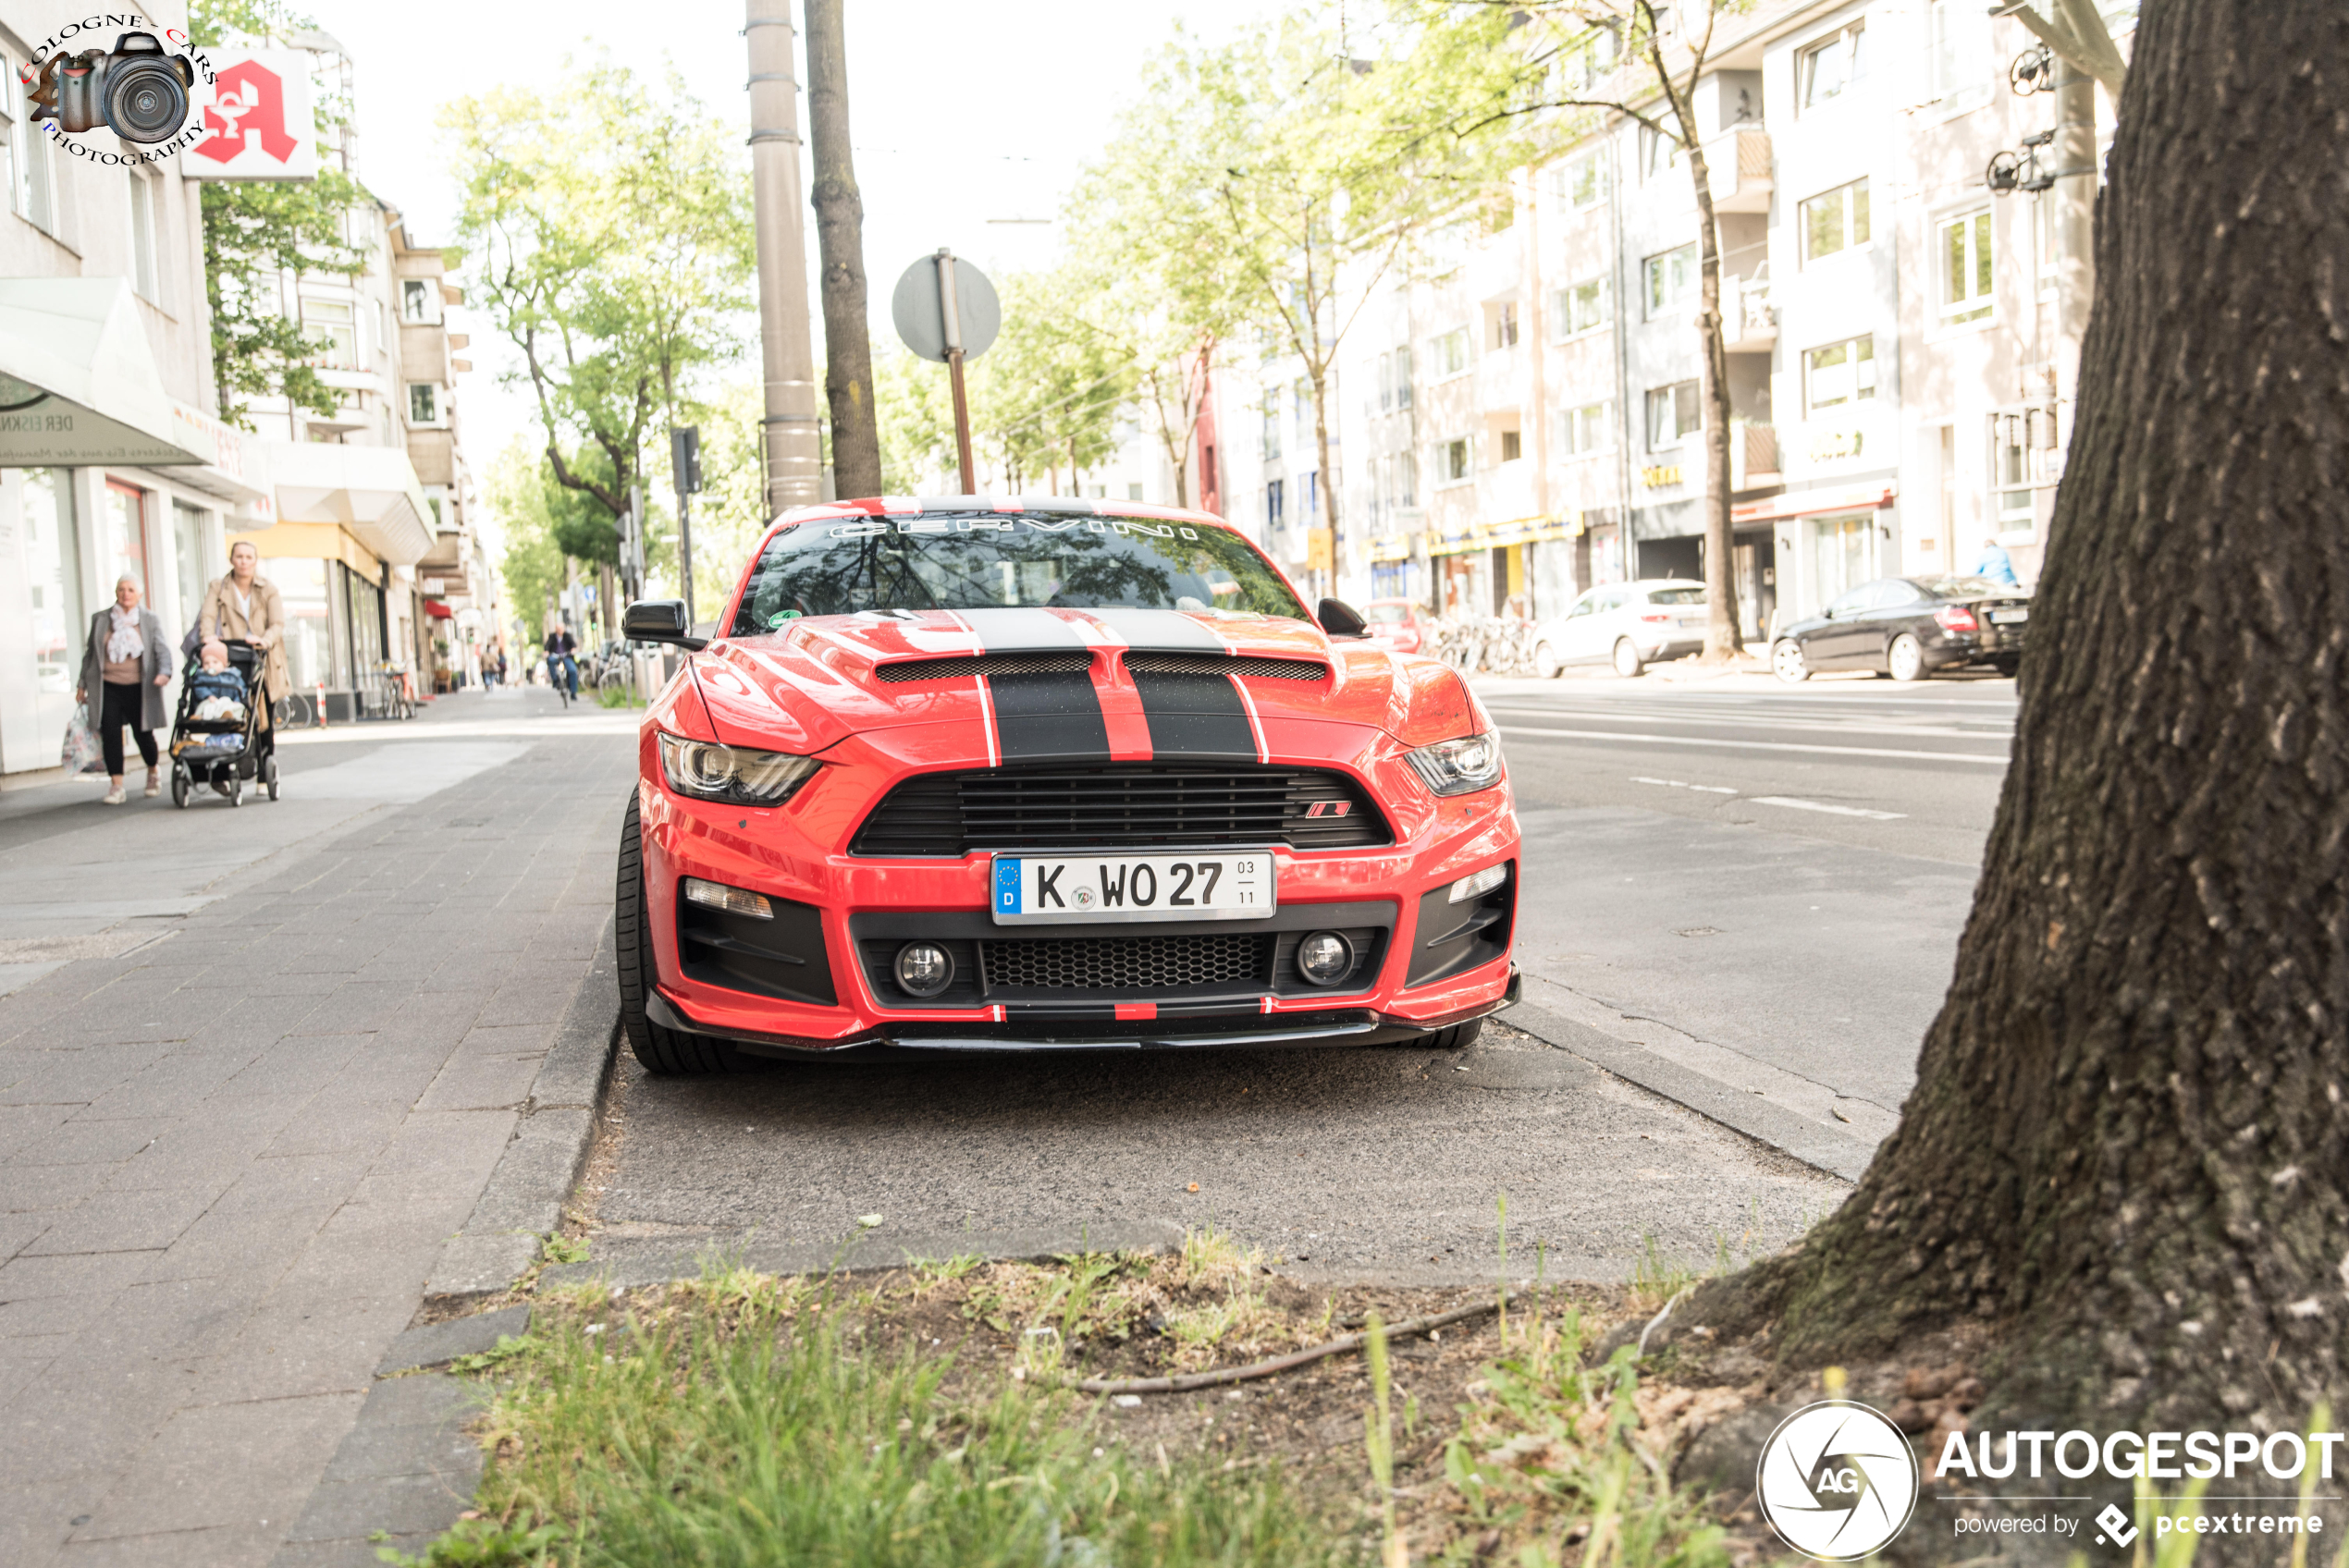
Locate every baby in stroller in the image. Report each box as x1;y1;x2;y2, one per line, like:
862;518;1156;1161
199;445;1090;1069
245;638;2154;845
187;640;250;724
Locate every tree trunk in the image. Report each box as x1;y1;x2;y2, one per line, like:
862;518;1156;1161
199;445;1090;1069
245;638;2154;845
1681;130;1740;658
1310;367;1335;602
1707;0;2349;1440
804;0;881;499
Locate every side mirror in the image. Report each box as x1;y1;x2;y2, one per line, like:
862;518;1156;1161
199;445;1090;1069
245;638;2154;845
622;598;708;651
1318;597;1369;638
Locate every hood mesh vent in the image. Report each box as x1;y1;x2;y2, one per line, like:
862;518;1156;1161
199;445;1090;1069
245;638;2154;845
1124;652;1326;680
876;652;1091;683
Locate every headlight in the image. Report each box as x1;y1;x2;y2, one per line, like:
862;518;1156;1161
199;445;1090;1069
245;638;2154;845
1405;732;1504;797
658;733;818;806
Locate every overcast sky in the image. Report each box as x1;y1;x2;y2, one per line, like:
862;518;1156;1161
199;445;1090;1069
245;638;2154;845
292;0;1265;537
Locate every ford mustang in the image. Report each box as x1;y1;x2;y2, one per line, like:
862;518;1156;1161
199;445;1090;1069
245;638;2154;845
614;496;1519;1072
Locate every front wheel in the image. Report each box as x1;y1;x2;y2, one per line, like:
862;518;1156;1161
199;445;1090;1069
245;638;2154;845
616;790;744;1075
170;769;188;809
264;753;279;802
1771;639;1810;683
1533;642;1563;680
1611;638;1645;679
1888;633;1926;682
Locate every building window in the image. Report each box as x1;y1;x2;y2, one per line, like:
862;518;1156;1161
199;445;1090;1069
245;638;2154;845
1803;336;1876;414
1799;20;1868;111
408;382;441;424
1260;390;1281;459
1645;381;1701;451
1;53;56;234
1555;25;1618;92
1925;0;1990;99
1437;436;1472;485
1266;478;1285;530
1433;327;1471;378
1500;429;1523;462
1640;123;1682;182
1939;209;1995;323
1128;483;1144;501
1801;178;1871;264
1552;148;1608;211
400;278;435;323
1551;276;1612;338
1376;345;1414;412
1396;449;1419;508
1558;399;1614;456
128;171;160;300
1490;301;1519;351
1989;410;2038;531
23;469;80;698
1644;244;1697;319
308;300;359;370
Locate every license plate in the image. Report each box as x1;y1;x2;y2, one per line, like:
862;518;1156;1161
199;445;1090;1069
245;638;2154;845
990;851;1275;925
1988;608;2029;624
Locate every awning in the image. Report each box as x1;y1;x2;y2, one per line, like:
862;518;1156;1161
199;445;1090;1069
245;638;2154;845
0;279;212;469
424;599;454;619
1731;484;1897;528
266;440;435;567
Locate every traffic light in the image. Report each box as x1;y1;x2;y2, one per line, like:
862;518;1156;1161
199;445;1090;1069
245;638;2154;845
671;425;703;495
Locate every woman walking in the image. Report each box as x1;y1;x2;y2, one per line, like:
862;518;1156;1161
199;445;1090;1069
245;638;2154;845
75;574;172;805
196;540;289;718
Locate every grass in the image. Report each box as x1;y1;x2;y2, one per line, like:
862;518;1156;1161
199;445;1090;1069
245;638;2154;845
389;1262;1357;1568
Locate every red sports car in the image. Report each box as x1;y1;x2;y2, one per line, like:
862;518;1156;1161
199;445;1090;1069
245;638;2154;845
614;497;1519;1072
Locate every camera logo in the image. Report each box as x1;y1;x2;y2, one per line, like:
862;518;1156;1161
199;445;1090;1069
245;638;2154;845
21;30;198;145
1756;1401;1920;1562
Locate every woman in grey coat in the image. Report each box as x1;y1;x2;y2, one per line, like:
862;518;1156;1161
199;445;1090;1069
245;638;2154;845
75;574;174;805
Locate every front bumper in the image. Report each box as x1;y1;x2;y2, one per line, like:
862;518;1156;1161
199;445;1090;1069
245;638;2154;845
636;728;1520;1054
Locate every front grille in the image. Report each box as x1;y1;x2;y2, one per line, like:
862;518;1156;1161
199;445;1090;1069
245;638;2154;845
851;766;1389;856
983;934;1271;991
876;652;1090;683
1123;652;1326;680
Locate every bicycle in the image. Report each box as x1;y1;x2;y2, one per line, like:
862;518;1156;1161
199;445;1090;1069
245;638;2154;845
274;688;322;729
378;662;418;721
550;655;577;707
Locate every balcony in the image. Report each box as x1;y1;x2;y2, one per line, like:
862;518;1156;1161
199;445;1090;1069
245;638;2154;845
1730;421;1780;492
1722;271;1776;351
1703;126;1772;214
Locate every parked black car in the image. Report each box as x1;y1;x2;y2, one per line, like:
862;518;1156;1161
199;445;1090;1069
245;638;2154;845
1770;575;2030;682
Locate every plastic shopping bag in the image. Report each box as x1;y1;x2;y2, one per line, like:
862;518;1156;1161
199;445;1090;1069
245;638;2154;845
61;702;104;775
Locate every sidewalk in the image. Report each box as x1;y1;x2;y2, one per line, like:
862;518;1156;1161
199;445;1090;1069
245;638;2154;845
0;698;634;1567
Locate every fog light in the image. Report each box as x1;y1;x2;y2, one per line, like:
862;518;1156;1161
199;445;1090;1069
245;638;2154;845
1447;864;1508;903
1296;931;1354;987
893;941;954;998
683;876;772;919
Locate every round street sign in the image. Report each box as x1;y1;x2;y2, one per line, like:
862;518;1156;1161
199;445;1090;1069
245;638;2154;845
891;251;1001;363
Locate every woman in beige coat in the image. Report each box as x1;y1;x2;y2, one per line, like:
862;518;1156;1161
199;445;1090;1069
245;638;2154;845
196;541;290;708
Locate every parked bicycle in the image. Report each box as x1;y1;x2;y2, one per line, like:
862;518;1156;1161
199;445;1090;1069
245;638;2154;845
274;687;322;729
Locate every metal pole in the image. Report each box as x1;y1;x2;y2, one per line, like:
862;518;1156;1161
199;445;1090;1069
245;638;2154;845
746;0;822;516
936;248;976;494
669;479;695;627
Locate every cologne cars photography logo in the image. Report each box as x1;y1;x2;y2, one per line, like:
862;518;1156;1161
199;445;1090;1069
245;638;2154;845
1757;1401;1920;1562
18;15;207;153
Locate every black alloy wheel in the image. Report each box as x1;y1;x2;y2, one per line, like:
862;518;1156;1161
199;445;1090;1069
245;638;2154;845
617;790;746;1074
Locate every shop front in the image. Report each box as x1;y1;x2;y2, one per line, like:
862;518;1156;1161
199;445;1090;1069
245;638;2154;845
1733;482;1900;637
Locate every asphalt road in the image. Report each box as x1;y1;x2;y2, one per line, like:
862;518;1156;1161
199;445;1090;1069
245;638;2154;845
590;662;2012;1286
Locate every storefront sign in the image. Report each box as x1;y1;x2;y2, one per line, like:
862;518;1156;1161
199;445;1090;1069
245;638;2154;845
1640;464;1685;488
1809;427;1866;461
1367;533;1413;565
1427;515;1570;558
183;52;320;181
0;387;197;466
1732;483;1897;528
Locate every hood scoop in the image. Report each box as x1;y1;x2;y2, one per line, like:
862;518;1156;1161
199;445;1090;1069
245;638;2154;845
873;649;1329;686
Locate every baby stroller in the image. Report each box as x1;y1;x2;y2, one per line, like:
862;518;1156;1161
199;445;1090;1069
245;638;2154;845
166;640;278;808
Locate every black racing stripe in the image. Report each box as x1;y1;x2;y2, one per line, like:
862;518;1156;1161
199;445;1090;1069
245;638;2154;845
1130;669;1257;762
988;670;1112;762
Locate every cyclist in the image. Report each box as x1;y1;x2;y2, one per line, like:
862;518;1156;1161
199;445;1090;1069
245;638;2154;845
544;623;579;702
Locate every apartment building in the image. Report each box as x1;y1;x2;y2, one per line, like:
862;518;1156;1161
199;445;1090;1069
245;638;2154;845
1306;0;2128;637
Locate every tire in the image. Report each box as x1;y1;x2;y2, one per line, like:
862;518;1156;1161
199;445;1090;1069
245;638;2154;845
1612;638;1644;679
1771;639;1810;683
1887;633;1926;681
617;790;742;1074
264;754;279;802
1423;1018;1484;1051
1992;656;2021;680
228;771;243;808
1533;642;1562;680
170;769;188;809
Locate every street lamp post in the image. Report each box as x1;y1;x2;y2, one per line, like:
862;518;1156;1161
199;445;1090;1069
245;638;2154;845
745;0;821;518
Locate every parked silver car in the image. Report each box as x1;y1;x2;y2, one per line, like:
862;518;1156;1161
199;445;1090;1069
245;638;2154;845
1530;579;1708;679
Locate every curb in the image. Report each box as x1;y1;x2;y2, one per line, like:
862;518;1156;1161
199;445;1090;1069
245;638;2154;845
539;1219;1191;1292
424;915;621;1301
1503;998;1877;1182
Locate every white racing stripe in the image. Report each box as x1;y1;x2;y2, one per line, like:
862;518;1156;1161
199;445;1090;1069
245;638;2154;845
1748;796;1907;820
1499;724;2008;765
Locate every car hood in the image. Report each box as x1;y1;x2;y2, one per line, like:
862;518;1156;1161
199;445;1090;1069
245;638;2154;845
681;606;1479;757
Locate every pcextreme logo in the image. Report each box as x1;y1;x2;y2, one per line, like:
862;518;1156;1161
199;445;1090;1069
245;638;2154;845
1756;1401;1920;1562
18;14;212;160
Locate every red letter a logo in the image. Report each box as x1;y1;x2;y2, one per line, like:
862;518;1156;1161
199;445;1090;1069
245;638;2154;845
193;62;301;165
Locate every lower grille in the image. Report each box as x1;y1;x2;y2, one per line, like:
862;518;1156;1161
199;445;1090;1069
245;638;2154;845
852;765;1389;855
983;934;1270;991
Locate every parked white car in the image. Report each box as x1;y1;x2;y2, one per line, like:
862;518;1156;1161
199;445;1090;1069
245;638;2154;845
1530;579;1709;679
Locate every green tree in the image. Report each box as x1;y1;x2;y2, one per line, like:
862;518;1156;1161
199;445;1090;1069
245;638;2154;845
190;0;368;429
968;268;1133;495
442;60;755;524
874;348;955;494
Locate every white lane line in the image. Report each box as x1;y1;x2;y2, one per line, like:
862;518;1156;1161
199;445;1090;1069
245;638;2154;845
1500;724;2010;765
1483;704;2014;741
1748;795;1906;821
1630;776;1739;794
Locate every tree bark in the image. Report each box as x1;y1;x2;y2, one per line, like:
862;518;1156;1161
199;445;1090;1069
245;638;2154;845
804;0;881;500
1708;0;2349;1439
1664;54;1739;659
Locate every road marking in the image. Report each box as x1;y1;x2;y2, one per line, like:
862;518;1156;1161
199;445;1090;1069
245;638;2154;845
1631;776;1739;794
1499;725;2009;765
1485;704;2014;741
1748;795;1907;820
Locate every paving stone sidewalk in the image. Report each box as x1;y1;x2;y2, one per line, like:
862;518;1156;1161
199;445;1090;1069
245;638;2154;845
0;733;633;1568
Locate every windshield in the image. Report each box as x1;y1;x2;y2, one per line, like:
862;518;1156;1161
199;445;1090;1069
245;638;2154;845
1642;587;1705;606
1363;603;1411;625
729;512;1308;634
